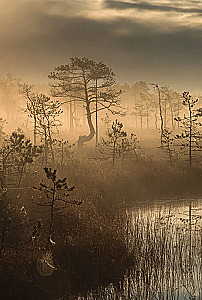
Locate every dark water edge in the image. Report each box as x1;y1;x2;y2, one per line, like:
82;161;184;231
0;197;201;300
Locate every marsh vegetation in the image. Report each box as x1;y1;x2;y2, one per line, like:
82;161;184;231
0;59;201;299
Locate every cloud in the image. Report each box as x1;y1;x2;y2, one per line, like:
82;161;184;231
98;1;202;32
0;0;201;90
104;0;202;14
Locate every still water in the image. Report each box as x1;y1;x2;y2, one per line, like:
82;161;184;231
78;198;202;300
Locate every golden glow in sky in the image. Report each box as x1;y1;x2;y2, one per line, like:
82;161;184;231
0;0;202;90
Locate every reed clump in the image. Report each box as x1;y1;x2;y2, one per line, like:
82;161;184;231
78;206;202;300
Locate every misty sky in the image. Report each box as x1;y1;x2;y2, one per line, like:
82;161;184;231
0;0;202;91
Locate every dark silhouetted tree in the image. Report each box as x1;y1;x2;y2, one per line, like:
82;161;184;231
49;57;123;147
175;92;202;167
98;120;127;166
0;131;42;187
19;84;63;165
160;129;176;165
33;168;80;249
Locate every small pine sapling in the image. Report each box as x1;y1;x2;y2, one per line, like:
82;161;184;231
53;139;74;167
1;131;43;187
118;133;140;166
160;129;176;166
33;168;81;249
98;119;127;166
175;92;202;167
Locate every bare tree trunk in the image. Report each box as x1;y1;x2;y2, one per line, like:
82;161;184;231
47;124;55;166
177;97;180;129
164;98;167;129
154;109;158;130
189;103;192;167
95;79;98;146
156;85;164;144
44;129;48;166
189;201;192;261
78;101;95;147
78;76;95;148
